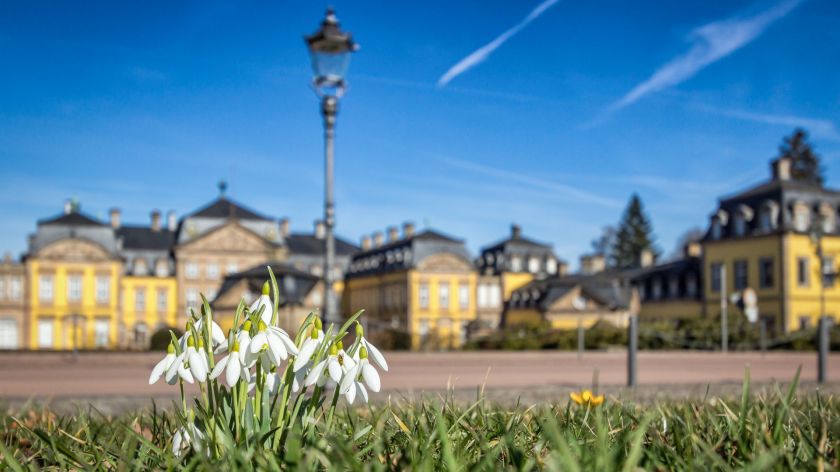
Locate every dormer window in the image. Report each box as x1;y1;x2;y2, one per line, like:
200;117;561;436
510;256;522;272
733;215;746;237
686;273;698;298
668;277;679;298
528;257;539;273
711;220;722;240
651;278;662;300
155;259;169;278
819;203;835;233
792;201;810;232
758;201;778;232
546;258;557;274
134;259;148;276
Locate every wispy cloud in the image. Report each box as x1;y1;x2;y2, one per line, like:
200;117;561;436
437;0;562;87
441;157;623;208
607;0;803;113
698;106;840;141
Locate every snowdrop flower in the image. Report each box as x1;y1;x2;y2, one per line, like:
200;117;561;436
183;335;208;383
149;343;177;385
339;346;381;405
166;348;195;384
172;421;205;458
265;367;281;396
210;341;250;386
237;320;253;357
293;318;324;372
356;323;389;372
249;281;274;325
305;341;355;387
247;321;288;371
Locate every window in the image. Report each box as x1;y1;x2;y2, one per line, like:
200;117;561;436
0;318;18;349
490;284;502;308
155;259;169;277
438;283;450;310
95;276;110;303
135;288;146;312
528;257;539;273
67;275;82;302
157;288;167;313
459;283;470;310
711;263;723;293
652;278;662;300
0;277;5;299
546;258;557;274
185;263;199;279
666;277;677;298
758;209;772;231
711;220;722;240
135;323;148;347
686;274;698;298
419;283;429;309
510;256;522;272
39;275;53;302
823;256;836;288
226;263;239;275
793;206;809;232
797;257;810;287
733;215;746;237
10;277;21;300
186;288;199;310
207;264;219;279
133;259;148;276
824;212;836;233
477;284;488;308
94;319;110;348
799;316;811;330
418;319;429;337
38;319;53;348
734;260;748;290
759;257;774;288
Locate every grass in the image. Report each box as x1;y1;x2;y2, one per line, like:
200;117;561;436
2;373;839;470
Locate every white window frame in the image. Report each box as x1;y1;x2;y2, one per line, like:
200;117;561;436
226;262;239;275
94;319;110;348
510;256;522;272
135;287;146;312
67;275;82;302
458;283;470;310
206;263;219;279
528;257;540;273
546;258;557;274
38;319;53;348
490;284;502;308
10;277;21;300
39;275;54;302
157;288;167;312
0;318;18;349
186;288;199;309
477;284;488;308
438;283;450;311
185;263;199;279
419;284;429;310
0;277;5;300
95;276;110;303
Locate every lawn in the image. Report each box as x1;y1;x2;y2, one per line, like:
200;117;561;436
2;373;838;470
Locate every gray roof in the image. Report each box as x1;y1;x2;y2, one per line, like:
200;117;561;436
117;226;175;250
28;211;120;258
286;233;359;256
38;212;105;227
346;230;470;278
213;262;318;306
186;197;272;221
509;271;634;312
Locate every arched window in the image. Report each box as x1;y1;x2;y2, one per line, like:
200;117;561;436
133;259;148;276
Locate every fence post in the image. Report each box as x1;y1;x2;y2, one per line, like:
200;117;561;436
627;315;637;387
818;316;829;384
577;323;584;359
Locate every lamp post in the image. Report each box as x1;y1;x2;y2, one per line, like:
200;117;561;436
305;9;358;324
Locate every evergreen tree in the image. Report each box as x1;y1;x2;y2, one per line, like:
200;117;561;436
611;194;659;269
780;128;824;185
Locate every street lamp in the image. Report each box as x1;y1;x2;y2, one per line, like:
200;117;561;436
305;9;358;324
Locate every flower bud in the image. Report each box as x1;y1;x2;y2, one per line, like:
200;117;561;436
359;346;369;360
314;317;323;331
262;281;270;296
232;341;240;352
329;344;338;356
187;335;195;348
258;320;267;332
242;320;252;331
198;337;205;348
310;326;318;339
355;322;364;337
337;340;344;351
167;343;176;354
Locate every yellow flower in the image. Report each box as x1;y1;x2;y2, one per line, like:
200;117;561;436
570;389;604;407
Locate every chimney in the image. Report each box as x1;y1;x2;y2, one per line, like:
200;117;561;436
580;254;606;275
314;220;326;239
64;199;73;215
402;222;415;239
361;235;372;251
373;231;384;248
387;226;399;242
279;218;290;237
150;210;162;232
109;208;121;229
684;241;702;258
167;210;177;231
511;223;522;239
773;157;792;181
640;248;654;268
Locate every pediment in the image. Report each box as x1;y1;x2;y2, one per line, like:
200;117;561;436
35;238;113;262
416;252;473;272
546;285;609;312
178;222;275;254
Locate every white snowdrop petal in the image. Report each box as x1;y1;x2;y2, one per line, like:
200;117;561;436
211;322;225;345
362;363;381;392
292;369;305;393
267;333;287;362
149;355;170;385
172;430;183;456
179;364;195;384
226;353;242;386
339;364;358;394
293;339;317;372
165;353;185;383
250;332;268;353
305;360;327;387
189;350;208;382
271;328;300;355
210;355;229;380
363;339;389;372
328;358;343;382
357;382;369;404
345;381;357;404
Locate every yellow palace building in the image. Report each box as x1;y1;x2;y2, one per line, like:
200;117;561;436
701;147;840;334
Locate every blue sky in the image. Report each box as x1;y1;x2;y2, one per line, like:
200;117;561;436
1;0;839;266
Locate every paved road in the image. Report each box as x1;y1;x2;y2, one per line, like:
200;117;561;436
1;350;835;401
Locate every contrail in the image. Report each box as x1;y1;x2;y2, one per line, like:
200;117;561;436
608;0;803;113
437;0;562;87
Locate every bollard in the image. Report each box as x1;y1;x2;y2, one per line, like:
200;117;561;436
818;316;829;384
577;324;584;359
627;315;638;387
